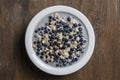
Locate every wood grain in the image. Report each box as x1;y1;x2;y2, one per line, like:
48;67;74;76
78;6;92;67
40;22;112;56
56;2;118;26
0;0;120;80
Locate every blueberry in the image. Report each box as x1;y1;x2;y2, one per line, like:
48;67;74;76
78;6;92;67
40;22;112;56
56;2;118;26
36;52;39;55
70;48;74;51
83;40;87;43
56;64;59;67
81;51;84;53
45;61;48;63
38;28;40;31
72;58;76;62
45;23;48;26
50;42;54;46
78;23;81;26
54;56;59;60
44;29;48;33
58;52;61;56
44;27;47;30
56;43;60;47
67;43;71;47
78;27;82;31
37;41;40;44
75;58;78;61
63;63;66;66
33;41;36;44
63;23;69;28
69;35;73;39
37;44;41;48
40;56;43;59
53;47;57;51
69;51;73;55
76;48;82;51
80;38;83;42
41;52;44;55
48;16;52;19
77;55;80;57
61;46;66;49
56;23;61;28
41;27;44;30
78;33;83;37
37;48;40;52
69;55;72;59
67;17;71;21
43;43;48;47
80;42;84;45
63;33;67;36
77;44;80;48
61;22;65;25
35;30;37;33
69;28;73;32
78;48;82;51
52;30;56;33
60;65;62;67
73;23;77;27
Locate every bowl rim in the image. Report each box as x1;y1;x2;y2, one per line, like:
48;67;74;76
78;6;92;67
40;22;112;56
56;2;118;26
25;5;95;75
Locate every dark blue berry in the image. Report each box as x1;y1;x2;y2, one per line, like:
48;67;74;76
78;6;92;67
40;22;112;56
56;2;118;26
78;23;81;26
33;41;36;44
41;27;44;30
70;48;74;51
43;43;48;47
44;30;48;33
56;64;59;67
56;23;61;28
60;65;62;67
77;55;80;57
77;44;80;48
69;51;72;55
48;16;52;19
67;43;71;47
69;28;72;32
58;52;61;56
37;44;41;48
63;23;69;28
83;40;86;43
75;58;78;61
69;55;72;59
73;23;77;27
45;61;48;63
45;23;48;26
41;52;44;55
40;56;43;59
35;30;37;33
50;42;54;46
63;63;66;66
37;48;40;52
38;28;40;31
80;43;83;46
67;17;71;21
81;50;84;53
36;52;39;55
78;27;82;31
80;38;83;42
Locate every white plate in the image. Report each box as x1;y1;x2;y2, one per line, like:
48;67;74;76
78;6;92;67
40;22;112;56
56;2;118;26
25;6;95;75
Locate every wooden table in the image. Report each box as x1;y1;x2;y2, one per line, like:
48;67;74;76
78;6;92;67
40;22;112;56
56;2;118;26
0;0;120;80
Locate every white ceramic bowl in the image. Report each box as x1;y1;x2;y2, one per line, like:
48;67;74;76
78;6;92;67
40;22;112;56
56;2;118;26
25;6;95;75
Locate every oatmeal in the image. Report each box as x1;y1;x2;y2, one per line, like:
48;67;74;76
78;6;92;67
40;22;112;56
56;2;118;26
32;12;88;67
